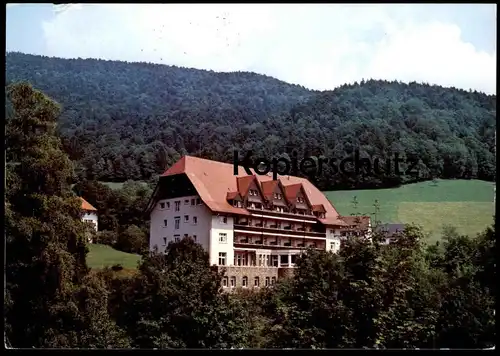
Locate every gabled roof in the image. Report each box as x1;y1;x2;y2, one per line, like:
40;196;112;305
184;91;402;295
80;197;97;211
260;180;280;200
282;183;312;208
340;216;371;230
236;176;257;197
156;155;347;225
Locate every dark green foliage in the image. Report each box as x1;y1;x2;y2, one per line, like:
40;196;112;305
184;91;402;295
72;180;152;254
6;53;495;190
5;82;128;348
108;237;249;348
115;224;148;254
263;224;495;349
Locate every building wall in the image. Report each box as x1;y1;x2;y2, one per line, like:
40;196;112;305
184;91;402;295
221;266;279;288
210;215;235;266
82;211;98;231
149;195;212;253
325;227;342;253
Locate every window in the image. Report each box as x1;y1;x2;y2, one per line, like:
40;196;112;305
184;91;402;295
271;277;276;285
219;233;227;243
330;242;335;250
184;234;188;239
166;202;170;209
196;198;201;205
254;277;260;287
265;277;270;286
275;193;282;200
330;229;334;234
163;237;167;245
233;200;243;208
297;197;304;203
184;215;189;222
218;252;227;266
291;255;298;264
242;276;248;287
163;219;168;227
222;277;228;287
184;199;189;205
220;216;227;224
271;255;279;267
280;255;289;265
230;276;236;288
191;198;195;205
174;217;180;230
193;235;197;241
175;201;180;211
174;235;180;242
160;202;165;209
193;216;198;225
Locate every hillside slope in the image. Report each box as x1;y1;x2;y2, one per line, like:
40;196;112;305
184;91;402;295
6;52;496;190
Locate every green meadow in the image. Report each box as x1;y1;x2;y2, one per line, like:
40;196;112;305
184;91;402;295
325;179;495;243
87;243;141;270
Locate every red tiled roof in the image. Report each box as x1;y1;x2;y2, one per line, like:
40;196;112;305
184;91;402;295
312;204;326;212
260;180;279;199
226;191;241;200
236;176;256;197
80;197;97;211
340;215;371;230
159;155;348;226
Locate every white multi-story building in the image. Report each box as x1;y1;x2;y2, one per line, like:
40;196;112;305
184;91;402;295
146;155;370;288
80;197;98;242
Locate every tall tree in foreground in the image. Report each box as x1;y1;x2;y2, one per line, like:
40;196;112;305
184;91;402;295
5;82;128;348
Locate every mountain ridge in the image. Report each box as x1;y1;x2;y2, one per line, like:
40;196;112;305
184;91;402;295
5;52;496;190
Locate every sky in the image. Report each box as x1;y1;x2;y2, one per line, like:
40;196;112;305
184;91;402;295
6;3;497;94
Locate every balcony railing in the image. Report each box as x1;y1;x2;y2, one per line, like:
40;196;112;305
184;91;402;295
245;207;320;221
233;240;322;250
234;223;326;238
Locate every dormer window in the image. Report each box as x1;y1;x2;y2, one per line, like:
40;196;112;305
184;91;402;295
274;193;282;200
297;197;304;203
232;200;243;208
249;189;258;196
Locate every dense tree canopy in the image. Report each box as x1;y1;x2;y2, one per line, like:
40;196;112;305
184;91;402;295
6;52;496;190
5;82;128;348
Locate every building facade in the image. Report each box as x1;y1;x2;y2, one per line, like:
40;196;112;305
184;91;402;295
80;197;98;242
146;156;370;289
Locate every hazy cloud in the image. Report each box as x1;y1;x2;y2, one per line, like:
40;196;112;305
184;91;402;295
13;4;497;94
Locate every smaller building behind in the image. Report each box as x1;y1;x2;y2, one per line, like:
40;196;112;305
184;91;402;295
80;197;98;242
374;223;405;244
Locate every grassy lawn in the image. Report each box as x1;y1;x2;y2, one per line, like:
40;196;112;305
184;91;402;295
87;243;141;270
325;179;495;243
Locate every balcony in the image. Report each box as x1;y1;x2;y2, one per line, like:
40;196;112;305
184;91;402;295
233;223;326;239
233;236;323;250
245;207;318;222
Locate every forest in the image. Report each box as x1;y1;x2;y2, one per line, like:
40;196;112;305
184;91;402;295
5;52;496;190
5;82;496;349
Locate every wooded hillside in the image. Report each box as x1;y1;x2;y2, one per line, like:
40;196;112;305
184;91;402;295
6;52;496;190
